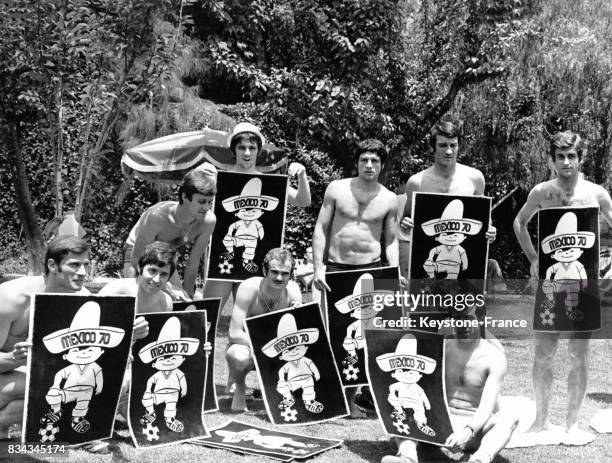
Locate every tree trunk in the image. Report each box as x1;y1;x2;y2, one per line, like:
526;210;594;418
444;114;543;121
7;123;45;275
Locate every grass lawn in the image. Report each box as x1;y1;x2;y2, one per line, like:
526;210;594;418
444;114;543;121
10;294;612;463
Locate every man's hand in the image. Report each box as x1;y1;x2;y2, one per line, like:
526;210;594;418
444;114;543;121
444;426;473;452
133;316;149;341
485;225;497;242
400;276;408;288
11;340;32;365
288;162;306;177
203;341;212;356
400;217;414;232
313;269;331;292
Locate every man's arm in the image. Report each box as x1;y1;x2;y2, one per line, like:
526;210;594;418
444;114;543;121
183;214;216;297
0;291;27;373
228;281;257;346
131;209;162;272
97;280;131;296
446;349;507;451
400;175;420;231
287;162;312;207
597;185;612;228
513;186;542;278
286;281;303;306
473;169;486;196
312;182;337;291
383;194;399;267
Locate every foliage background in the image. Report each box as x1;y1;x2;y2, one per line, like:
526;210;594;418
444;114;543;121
1;0;611;282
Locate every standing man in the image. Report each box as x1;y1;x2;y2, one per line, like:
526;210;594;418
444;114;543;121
203;122;312;309
399;121;496;243
513;130;612;446
123;167;217;299
225;248;302;411
312;138;400;416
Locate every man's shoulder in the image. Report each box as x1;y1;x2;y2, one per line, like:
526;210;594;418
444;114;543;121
456;163;484;181
479;338;507;367
0;276;45;308
99;278;137;296
327;178;350;193
142;201;177;221
238;276;262;293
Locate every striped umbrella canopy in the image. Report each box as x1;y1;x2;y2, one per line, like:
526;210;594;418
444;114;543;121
121;128;288;184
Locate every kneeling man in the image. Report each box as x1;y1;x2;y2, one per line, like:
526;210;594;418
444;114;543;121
225;248;302;411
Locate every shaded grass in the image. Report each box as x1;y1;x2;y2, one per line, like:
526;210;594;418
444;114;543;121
11;294;612;462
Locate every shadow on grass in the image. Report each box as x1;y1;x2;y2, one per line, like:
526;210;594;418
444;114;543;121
586;392;612;404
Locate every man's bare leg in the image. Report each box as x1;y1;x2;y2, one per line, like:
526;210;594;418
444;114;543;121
469;408;519;463
0;370;26;437
528;332;560;432
563;336;593;445
381;438;417;463
225;344;253;412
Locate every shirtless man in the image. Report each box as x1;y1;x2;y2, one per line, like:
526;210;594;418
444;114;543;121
225;248;302;411
312;138;400;416
0;236;91;437
203;122;311;310
382;312;518;463
0;236;149;448
100;241;175;314
400;121;496;245
513;130;612;446
123;167;217;298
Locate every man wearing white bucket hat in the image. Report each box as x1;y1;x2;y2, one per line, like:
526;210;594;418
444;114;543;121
514;129;612;446
262;313;323;413
204;122;312;308
138;316;200;432
39;301;126;434
421;199;483;279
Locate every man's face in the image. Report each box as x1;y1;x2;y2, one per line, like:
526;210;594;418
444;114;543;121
553;147;580;179
264;259;292;288
436;232;466;246
139;263;172;294
63;346;104;365
153;354;185;371
433;135;459;168
47;252;90;292
183;193;214;219
235;140;259;171
357;152;382;182
552;247;582;263
236;208;264;221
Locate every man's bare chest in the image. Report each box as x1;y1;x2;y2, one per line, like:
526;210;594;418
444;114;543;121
335;195;388;223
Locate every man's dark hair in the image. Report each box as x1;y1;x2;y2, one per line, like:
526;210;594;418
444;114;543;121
137;241;177;276
398;173;411;185
178;169;216;203
355;139;387;165
429;121;461;150
263;247;295;275
549;130;586;161
45;235;90;276
229;133;263;158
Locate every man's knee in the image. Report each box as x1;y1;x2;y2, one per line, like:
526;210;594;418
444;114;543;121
226;344;253;372
0;371;26;407
0;399;24;428
533;336;559;366
567;340;590;370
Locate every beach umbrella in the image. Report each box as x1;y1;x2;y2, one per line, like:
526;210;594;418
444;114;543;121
121;128;288;185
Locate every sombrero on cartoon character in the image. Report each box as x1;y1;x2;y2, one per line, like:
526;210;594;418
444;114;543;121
262;313;319;358
221;177;280;213
42;301;125;354
376;334;437;374
334;273;394;315
541;211;595;254
421;199;483;237
138;317;200;364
